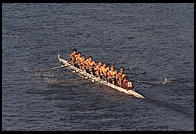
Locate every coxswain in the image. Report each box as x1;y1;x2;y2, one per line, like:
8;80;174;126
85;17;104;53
100;63;109;80
107;65;117;85
94;60;102;77
85;56;96;75
116;67;126;87
121;77;134;90
69;48;77;66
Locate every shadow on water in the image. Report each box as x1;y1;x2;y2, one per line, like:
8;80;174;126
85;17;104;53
145;97;193;119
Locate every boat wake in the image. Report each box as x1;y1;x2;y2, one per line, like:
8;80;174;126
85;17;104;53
34;72;56;78
23;66;46;72
44;79;60;86
23;65;65;73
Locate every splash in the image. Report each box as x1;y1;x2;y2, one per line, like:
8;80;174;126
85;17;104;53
137;74;172;85
162;74;171;84
44;77;58;85
162;77;170;84
129;65;137;70
23;67;35;72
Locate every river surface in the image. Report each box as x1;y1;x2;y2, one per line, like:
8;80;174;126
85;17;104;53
2;3;194;131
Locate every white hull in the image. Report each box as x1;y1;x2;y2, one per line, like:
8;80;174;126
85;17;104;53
57;54;145;99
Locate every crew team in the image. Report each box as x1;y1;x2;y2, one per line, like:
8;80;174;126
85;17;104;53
70;48;134;90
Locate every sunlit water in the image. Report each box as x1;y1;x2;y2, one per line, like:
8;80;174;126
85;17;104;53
2;3;194;131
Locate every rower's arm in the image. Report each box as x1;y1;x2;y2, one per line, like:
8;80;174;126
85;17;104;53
107;71;111;77
93;61;96;66
113;71;117;78
84;61;88;66
116;73;119;79
100;68;103;75
94;66;98;71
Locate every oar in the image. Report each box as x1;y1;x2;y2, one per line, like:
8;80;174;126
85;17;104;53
132;80;154;85
42;59;73;72
48;65;66;70
37;65;66;72
127;72;146;75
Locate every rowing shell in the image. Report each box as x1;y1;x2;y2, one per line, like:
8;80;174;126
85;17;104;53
57;54;145;99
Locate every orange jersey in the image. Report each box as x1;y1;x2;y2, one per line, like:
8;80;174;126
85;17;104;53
118;72;126;79
101;66;108;75
86;60;95;67
108;70;117;77
76;55;82;62
70;52;77;61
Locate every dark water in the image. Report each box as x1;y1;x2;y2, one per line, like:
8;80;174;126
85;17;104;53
2;3;194;131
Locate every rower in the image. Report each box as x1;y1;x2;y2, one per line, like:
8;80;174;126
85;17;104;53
100;63;109;80
107;64;117;85
121;77;134;90
116;67;126;87
69;48;77;66
75;52;82;68
79;55;86;70
94;60;102;77
85;56;96;75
